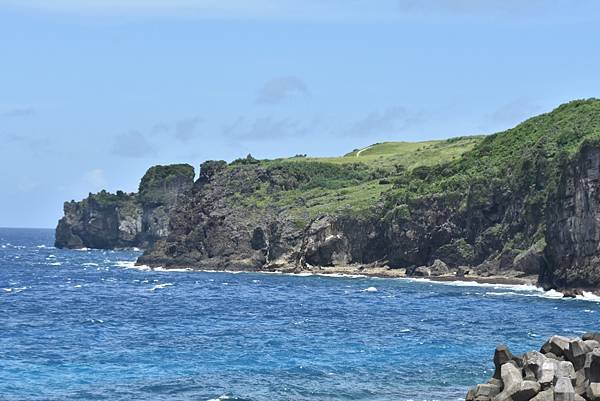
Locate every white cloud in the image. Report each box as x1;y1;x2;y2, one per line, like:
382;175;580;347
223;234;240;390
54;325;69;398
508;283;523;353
83;169;107;190
0;0;403;20
256;76;309;105
345;106;425;137
111;130;156;158
487;98;541;126
2;0;592;20
1;106;36;117
174;117;201;142
223;116;308;141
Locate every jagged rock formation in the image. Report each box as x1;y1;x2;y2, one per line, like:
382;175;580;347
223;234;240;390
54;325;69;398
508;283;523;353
466;333;600;401
55;164;194;249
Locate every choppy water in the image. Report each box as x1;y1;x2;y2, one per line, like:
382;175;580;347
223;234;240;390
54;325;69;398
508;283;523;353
1;228;599;401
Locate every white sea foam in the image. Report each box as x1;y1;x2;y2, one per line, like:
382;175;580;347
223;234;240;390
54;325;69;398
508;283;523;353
82;262;98;267
363;286;378;292
206;395;234;401
74;284;82;288
577;291;600;302
150;283;173;291
74;248;90;251
3;287;26;293
152;266;190;272
113;260;166;271
315;272;366;279
49;262;61;266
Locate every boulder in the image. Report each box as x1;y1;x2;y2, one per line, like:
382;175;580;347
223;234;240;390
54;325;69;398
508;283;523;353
583;332;600;343
530;388;554;401
567;339;600;370
493;363;540;401
412;265;431;277
539;360;557;389
554;377;576;401
585;349;600;382
575;368;589;396
542;336;572;358
429;259;450;276
555;361;577;386
494;345;515;379
587;383;600;401
475;383;502;400
524;351;548;380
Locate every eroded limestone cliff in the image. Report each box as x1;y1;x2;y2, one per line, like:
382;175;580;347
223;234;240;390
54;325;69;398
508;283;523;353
55;164;194;249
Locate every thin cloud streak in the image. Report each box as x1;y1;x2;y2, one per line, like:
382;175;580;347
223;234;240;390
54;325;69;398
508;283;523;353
2;0;594;21
111;130;156;158
256;76;309;105
1;106;36;117
345;106;425;137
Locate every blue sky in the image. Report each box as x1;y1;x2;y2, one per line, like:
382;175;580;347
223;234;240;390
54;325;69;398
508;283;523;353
1;0;600;228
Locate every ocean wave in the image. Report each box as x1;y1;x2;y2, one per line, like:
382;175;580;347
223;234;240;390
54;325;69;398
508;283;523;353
577;291;600;302
3;286;27;293
150;283;173;291
152;266;191;272
362;286;378;292
113;260;151;271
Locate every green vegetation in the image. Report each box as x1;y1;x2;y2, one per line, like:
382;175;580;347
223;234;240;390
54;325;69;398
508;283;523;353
228;136;484;219
225;99;600;230
384;99;600;203
138;164;195;203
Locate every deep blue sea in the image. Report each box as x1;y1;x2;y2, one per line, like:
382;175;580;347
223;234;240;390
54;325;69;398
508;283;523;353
1;228;599;401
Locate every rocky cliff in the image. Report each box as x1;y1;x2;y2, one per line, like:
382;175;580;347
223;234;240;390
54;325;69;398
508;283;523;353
57;99;600;291
544;140;600;290
55;164;194;249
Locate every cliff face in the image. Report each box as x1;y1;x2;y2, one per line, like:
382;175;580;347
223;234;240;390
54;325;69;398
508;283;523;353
55;164;194;249
137;157;545;278
544;143;600;289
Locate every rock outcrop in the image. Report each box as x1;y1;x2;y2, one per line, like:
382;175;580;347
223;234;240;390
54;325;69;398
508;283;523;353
466;333;600;401
55;164;194;249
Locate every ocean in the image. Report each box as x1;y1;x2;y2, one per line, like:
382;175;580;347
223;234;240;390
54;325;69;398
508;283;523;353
1;227;598;401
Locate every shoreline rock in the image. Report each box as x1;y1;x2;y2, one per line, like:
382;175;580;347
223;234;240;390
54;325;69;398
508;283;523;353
466;334;600;401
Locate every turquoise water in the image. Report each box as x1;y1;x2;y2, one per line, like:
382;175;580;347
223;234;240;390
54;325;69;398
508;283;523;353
1;228;599;401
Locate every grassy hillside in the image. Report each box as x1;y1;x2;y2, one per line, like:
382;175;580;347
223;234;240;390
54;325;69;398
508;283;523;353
229;136;484;218
225;99;600;227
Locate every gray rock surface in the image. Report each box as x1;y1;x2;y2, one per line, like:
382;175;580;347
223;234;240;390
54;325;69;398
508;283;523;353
467;334;600;401
55;164;194;249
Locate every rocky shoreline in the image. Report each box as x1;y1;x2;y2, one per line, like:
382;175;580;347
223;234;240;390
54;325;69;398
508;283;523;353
467;334;600;401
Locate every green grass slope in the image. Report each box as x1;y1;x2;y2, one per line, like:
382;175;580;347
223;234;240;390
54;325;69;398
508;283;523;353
221;98;600;228
228;136;484;218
